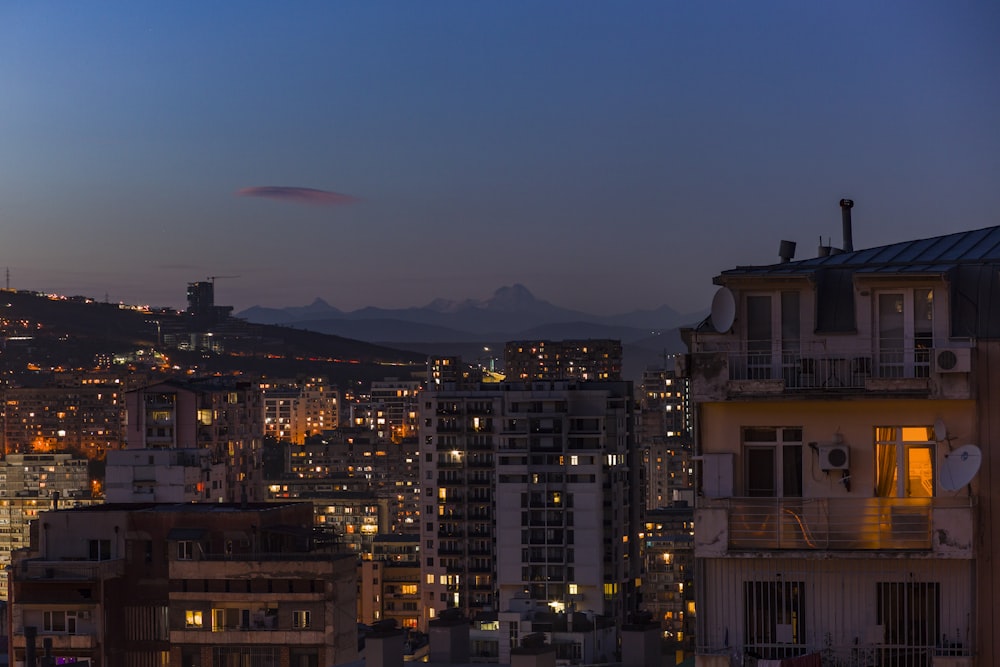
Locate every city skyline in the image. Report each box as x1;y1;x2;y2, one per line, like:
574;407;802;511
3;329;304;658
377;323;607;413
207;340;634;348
2;2;998;315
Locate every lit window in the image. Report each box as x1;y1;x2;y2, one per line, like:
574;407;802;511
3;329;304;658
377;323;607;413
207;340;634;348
293;610;311;629
186;610;203;628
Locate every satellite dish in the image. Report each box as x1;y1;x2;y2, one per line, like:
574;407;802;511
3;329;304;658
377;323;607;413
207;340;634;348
933;419;948;442
940;444;982;491
710;287;736;333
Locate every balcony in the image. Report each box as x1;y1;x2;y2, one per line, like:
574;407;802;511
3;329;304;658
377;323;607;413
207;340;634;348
691;342;972;399
696;496;974;554
12;559;125;582
11;633;96;650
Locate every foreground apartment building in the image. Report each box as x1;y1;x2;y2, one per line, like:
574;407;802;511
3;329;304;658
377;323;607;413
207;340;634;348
8;502;357;667
685;211;1000;666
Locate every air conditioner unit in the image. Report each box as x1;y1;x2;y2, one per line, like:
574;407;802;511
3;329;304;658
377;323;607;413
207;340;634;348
934;348;971;374
819;444;850;471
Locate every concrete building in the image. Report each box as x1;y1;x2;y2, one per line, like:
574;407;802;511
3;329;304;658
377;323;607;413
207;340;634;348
420;376;641;663
503;340;623;382
0;453;96;600
641;506;695;660
260;376;340;444
7;502;357;667
368;379;421;442
360;535;422;629
104;448;226;503
686;209;990;666
638;364;693;509
123;379;264;503
0;374;126;457
268;426;421;537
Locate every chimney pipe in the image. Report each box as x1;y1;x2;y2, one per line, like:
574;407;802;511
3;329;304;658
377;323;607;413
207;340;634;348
840;198;854;252
778;240;796;263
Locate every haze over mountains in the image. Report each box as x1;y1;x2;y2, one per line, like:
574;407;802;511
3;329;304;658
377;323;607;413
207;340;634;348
236;285;704;380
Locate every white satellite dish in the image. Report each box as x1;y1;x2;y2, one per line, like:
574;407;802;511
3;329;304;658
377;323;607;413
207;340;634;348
933;418;948;442
710;287;736;333
940;444;982;491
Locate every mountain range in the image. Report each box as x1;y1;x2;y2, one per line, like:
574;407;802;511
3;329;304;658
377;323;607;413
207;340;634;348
236;285;705;380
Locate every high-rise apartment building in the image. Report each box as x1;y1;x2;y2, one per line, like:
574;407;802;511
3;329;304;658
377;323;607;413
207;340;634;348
419;374;641;663
638;365;694;509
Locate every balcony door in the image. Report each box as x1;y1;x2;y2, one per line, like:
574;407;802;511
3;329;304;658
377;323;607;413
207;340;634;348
745;292;800;381
875;427;935;498
876;289;933;378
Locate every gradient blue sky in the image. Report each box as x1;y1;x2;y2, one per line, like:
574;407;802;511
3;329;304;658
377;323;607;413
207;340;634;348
2;2;998;316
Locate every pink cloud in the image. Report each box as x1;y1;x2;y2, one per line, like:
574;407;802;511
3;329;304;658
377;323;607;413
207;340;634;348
236;186;358;206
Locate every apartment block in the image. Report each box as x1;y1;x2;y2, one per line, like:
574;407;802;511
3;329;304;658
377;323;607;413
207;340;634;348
123;379;264;503
0;453;96;600
419;376;641;663
686;211;993;666
503;340;623;382
7;502;357;667
260;376;340;444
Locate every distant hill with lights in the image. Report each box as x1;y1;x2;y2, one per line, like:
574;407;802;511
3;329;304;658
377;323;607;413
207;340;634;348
0;289;426;385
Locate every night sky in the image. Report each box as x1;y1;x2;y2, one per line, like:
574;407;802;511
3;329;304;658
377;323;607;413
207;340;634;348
2;2;998;316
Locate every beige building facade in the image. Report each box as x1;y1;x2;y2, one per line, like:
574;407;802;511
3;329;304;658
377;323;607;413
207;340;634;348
686;219;994;666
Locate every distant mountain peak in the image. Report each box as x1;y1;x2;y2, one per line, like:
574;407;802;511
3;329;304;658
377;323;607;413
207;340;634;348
485;284;542;311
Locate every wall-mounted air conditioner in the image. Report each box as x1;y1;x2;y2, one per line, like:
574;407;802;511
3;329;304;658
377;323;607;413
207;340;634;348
934;348;971;374
819;444;850;471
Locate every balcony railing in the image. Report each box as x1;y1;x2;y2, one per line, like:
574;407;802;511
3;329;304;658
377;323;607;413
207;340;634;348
704;496;972;551
725;343;941;390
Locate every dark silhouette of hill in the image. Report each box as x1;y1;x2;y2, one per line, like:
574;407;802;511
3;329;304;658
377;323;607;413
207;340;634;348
0;290;426;385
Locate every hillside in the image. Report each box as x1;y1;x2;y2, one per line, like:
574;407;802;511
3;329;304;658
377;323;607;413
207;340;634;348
0;290;427;385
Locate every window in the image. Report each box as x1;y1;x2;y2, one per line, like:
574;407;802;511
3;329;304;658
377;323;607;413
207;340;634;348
743;427;803;497
744;581;804;660
401;584;417;595
89;539;111;561
877;582;939;662
745;291;800;380
293;610;311;629
876;289;933;377
185;610;203;628
875;427;934;497
44;610;66;633
177;541;194;560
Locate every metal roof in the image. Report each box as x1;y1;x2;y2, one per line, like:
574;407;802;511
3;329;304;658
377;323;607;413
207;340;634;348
721;225;1000;277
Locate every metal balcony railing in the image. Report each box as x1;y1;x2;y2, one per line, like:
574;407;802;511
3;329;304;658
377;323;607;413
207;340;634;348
703;496;972;551
725;342;944;390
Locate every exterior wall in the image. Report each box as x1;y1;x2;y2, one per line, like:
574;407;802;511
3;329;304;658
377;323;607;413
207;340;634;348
689;269;980;664
974;340;1000;666
105;448;226;503
9;503;354;667
1;380;125;457
697;399;976;503
125;381;265;503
